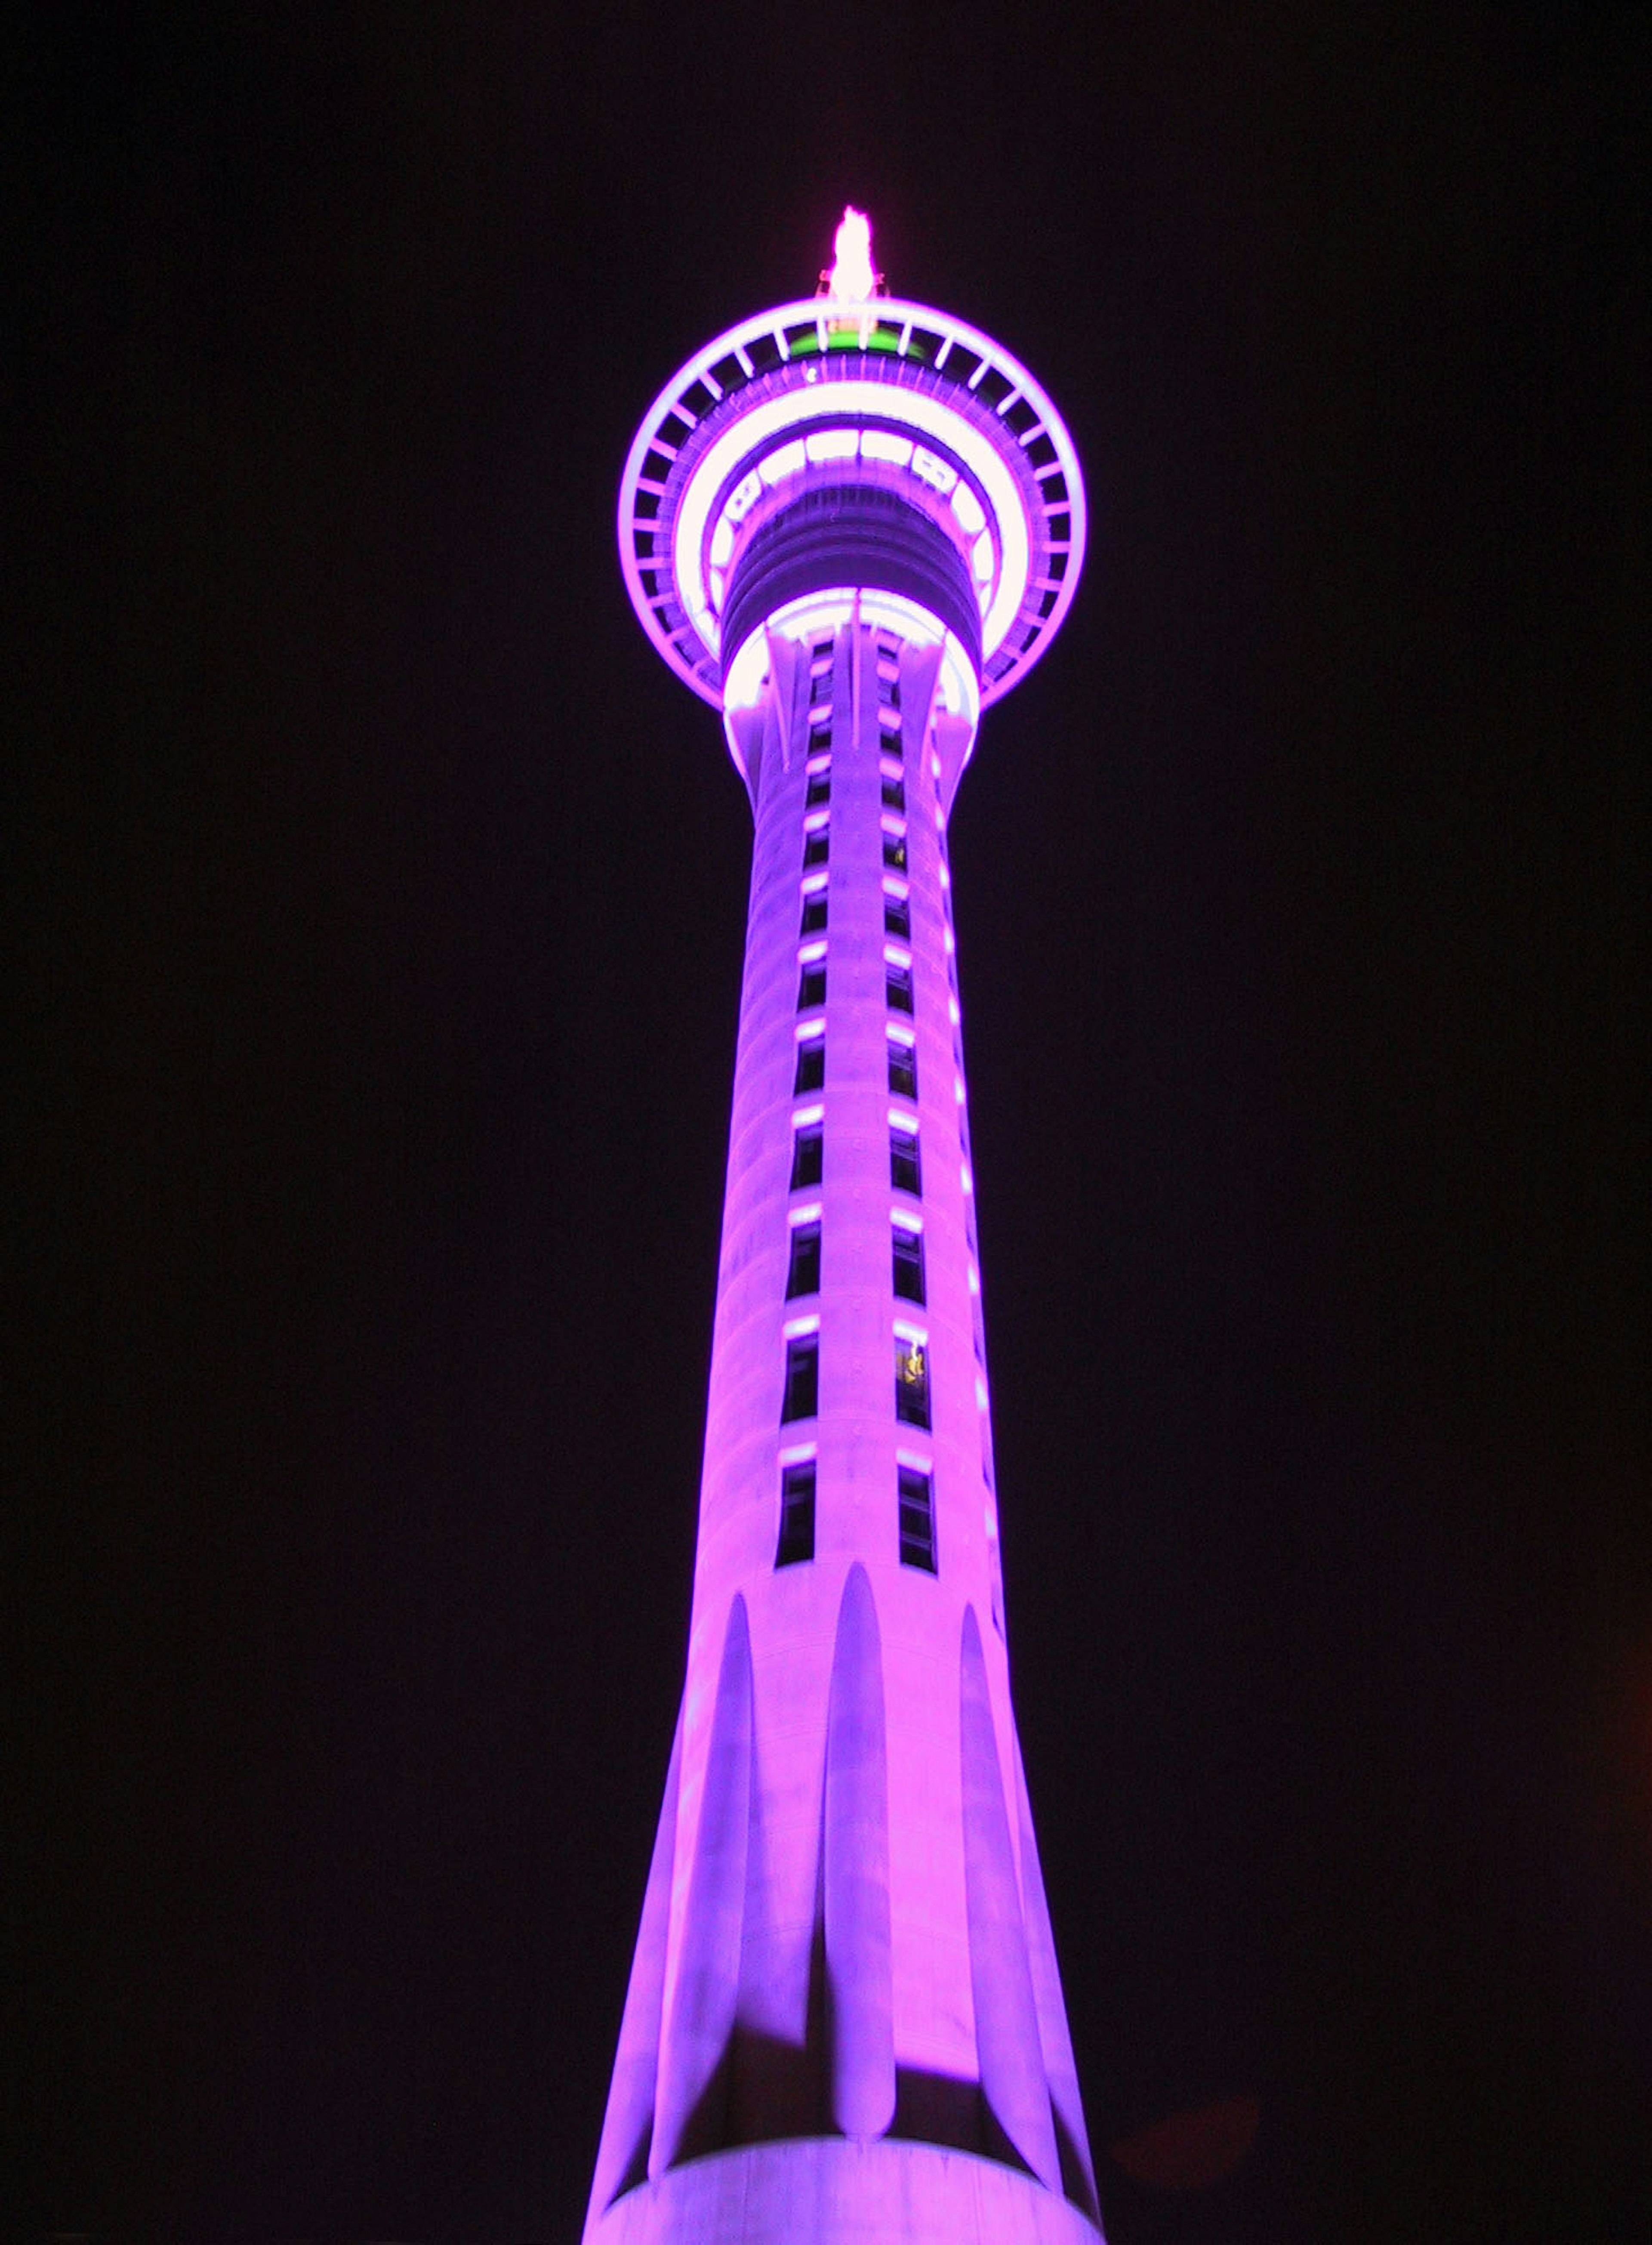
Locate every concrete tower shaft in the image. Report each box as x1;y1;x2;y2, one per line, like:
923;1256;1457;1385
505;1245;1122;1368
591;226;1098;2245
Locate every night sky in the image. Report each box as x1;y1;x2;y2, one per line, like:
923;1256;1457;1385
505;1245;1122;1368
10;5;1649;2241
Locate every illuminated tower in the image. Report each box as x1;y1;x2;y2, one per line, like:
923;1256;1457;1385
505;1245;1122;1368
588;214;1097;2245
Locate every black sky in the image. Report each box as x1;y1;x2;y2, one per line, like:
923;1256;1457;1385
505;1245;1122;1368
9;3;1649;2240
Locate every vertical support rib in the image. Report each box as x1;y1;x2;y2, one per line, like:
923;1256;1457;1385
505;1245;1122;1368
959;1606;1061;2193
823;1563;896;2140
651;1596;754;2176
1011;1735;1101;2219
585;1704;685;2225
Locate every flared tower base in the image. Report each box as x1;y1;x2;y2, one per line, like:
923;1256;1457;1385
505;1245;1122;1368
588;2139;1103;2245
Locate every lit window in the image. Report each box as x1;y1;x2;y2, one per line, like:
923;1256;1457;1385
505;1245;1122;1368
777;1462;816;1566
886;959;914;1014
782;1334;819;1423
786;1220;822;1299
898;1465;936;1572
894;1338;930;1429
882;829;906;871
890;1124;921;1197
800;892;828;935
798;959;826;1009
793;1035;825;1094
791;1124;823;1191
892;1224;925;1304
887;1031;918;1099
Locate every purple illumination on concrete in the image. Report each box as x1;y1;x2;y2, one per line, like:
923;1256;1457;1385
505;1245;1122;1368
593;225;1097;2245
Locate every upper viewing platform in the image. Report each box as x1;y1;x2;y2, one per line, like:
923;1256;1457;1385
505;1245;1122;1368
617;211;1087;741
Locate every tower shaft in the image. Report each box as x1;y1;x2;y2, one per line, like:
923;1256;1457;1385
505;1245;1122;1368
586;614;1098;2240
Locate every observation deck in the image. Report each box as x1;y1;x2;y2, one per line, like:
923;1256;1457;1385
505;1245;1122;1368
617;292;1087;766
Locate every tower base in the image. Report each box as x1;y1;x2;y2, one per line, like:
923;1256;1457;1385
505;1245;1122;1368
587;2138;1104;2245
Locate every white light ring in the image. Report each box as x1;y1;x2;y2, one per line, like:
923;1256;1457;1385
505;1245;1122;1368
670;381;1028;661
720;588;980;771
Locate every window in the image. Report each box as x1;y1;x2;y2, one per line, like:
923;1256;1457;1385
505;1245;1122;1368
800;893;828;935
793;1036;825;1094
884;893;910;939
881;774;906;811
898;1465;936;1572
777;1462;816;1566
786;1221;821;1299
808;721;832;752
892;1224;925;1304
782;1334;819;1422
791;1125;823;1190
882;829;906;871
806;770;830;807
886;959;914;1014
890;1125;921;1196
894;1337;930;1429
887;1033;918;1099
798;960;826;1009
803;828;829;868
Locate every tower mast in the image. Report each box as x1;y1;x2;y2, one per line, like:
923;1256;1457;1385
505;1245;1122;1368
590;212;1097;2245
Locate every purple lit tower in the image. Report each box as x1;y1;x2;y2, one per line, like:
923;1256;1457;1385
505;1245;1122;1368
588;214;1097;2245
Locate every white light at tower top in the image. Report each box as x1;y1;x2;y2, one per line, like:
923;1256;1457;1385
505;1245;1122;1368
826;205;876;303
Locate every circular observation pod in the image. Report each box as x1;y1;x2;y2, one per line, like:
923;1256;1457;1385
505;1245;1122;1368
616;296;1087;741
